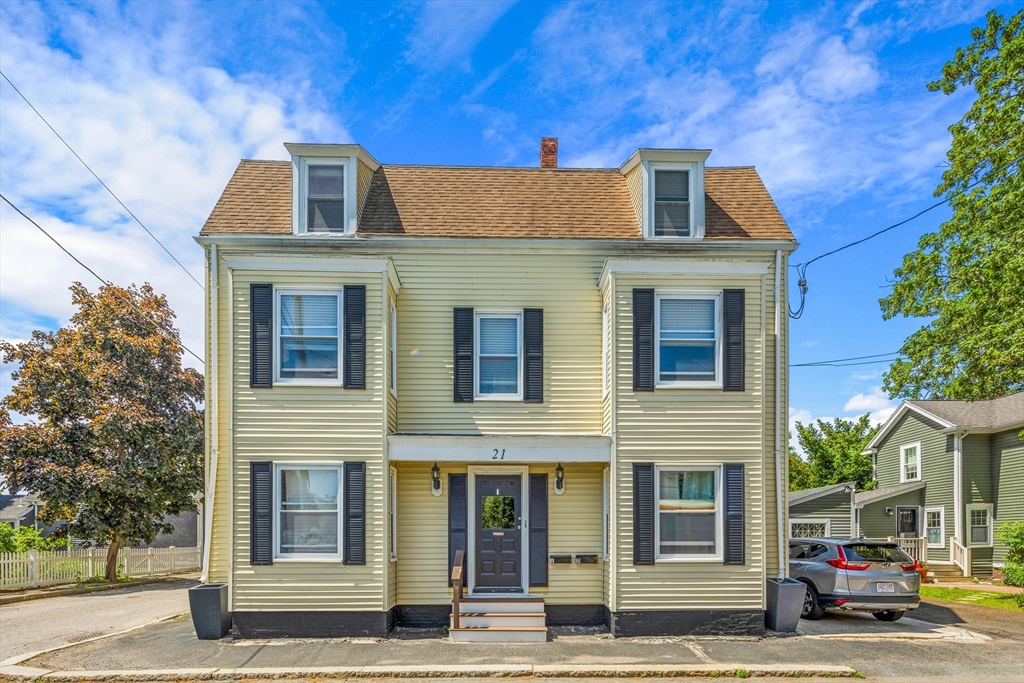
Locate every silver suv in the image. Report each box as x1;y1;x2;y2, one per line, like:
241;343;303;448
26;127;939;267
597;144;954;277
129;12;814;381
789;538;922;622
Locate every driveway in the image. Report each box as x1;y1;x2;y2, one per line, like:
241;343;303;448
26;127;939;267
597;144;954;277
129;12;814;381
0;578;194;664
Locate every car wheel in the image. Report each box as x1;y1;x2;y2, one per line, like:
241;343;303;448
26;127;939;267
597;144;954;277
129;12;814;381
873;610;905;622
800;582;826;620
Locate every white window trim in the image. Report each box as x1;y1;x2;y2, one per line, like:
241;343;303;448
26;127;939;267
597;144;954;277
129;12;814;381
966;503;993;548
925;505;946;549
789;518;831;538
273;288;344;386
389;303;398;397
292;155;359;235
473;310;523;401
389;466;398;561
654;291;722;388
899;442;922;483
644;161;704;240
654;464;723;563
273;464;343;562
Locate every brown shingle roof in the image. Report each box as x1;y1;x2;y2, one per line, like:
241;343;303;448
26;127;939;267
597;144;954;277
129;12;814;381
200;160;794;241
908;391;1024;430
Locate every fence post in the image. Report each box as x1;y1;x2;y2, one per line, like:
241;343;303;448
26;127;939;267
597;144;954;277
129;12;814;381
147;547;154;576
169;546;176;573
28;550;39;588
87;548;94;579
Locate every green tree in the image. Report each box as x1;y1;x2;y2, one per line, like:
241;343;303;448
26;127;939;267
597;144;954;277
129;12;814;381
788;445;814;492
0;522;70;552
793;414;878;491
0;283;203;581
881;10;1024;401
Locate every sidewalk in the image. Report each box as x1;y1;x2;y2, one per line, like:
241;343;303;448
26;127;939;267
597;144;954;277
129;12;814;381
0;572;200;606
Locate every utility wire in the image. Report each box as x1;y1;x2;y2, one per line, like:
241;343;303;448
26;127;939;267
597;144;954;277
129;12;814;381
791;351;900;367
1;193;204;364
0;69;204;290
788;153;1022;319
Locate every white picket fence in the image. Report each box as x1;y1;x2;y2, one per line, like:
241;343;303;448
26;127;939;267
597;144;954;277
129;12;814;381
0;546;200;589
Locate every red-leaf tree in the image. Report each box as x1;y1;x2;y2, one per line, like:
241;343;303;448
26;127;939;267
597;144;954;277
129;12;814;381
0;283;204;581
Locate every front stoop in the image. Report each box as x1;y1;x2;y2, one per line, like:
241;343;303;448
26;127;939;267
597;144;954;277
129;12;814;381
449;595;547;643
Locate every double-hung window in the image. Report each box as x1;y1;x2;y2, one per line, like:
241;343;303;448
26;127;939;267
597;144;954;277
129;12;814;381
276;466;341;559
475;312;522;399
656;467;721;560
900;443;921;482
925;506;945;548
277;291;341;382
653;168;690;237
967;504;992;547
307;165;346;233
656;294;719;386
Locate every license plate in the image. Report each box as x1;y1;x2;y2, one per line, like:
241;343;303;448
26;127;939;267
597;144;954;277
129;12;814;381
876;583;895;593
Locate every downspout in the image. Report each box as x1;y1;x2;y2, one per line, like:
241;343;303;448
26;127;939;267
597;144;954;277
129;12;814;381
774;249;786;582
201;243;218;583
953;432;963;545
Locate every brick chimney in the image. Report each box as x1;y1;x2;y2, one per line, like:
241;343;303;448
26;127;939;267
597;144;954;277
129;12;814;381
540;137;558;168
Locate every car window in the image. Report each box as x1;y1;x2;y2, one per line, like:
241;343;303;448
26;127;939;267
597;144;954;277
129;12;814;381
807;543;830;559
790;542;810;559
842;544;912;563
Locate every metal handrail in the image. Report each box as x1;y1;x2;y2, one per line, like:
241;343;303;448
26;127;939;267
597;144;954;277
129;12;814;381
451;549;465;631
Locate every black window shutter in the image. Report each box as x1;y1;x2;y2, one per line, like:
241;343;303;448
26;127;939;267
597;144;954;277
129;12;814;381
453;308;474;402
448;474;468;585
523;308;544;403
529;474;548;586
632;463;655;565
632;289;655;391
343;285;366;389
250;284;273;388
344;461;366;564
250;461;273;566
723;463;745;565
723;289;745;392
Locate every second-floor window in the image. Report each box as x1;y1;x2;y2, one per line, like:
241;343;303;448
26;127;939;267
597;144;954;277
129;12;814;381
307;165;346;233
656;294;719;386
475;312;522;399
278;291;341;382
900;443;921;482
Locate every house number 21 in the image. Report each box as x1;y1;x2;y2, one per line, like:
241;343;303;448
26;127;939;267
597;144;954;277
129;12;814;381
492;449;506;460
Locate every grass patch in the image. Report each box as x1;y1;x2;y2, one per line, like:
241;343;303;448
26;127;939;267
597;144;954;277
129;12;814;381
920;586;1024;612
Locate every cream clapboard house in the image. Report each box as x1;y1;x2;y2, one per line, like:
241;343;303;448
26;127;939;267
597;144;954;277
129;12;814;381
196;139;797;641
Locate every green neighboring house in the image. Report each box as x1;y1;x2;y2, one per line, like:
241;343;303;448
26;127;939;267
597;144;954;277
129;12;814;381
858;392;1024;578
788;481;856;539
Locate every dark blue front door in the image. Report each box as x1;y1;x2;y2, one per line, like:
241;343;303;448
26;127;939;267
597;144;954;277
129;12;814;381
475;474;522;591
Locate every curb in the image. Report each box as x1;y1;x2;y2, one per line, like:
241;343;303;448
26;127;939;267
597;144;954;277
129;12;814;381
0;574;198;607
0;663;858;680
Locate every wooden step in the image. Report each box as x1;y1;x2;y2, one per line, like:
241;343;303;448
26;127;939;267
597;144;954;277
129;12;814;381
456;598;545;614
449;626;547;643
451;612;547;629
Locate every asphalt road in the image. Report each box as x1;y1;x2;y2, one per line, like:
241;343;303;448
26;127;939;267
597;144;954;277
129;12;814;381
0;579;195;663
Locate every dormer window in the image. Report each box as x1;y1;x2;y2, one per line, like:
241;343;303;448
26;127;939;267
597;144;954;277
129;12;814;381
307;165;346;233
654;169;690;237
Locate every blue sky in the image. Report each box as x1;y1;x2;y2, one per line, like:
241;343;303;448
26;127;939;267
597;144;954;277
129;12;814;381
0;0;1014;442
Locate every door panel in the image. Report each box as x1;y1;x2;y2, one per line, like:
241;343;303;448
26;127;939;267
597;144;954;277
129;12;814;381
475;475;522;591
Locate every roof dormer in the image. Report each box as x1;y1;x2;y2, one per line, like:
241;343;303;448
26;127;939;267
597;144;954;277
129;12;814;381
285;143;380;236
620;149;711;240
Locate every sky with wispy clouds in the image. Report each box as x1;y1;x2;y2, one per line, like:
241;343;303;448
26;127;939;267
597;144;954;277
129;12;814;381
0;0;1013;448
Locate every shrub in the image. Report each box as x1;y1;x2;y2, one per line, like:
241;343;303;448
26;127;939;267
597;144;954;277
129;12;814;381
1014;592;1024;609
996;521;1024;563
1000;562;1024;588
0;522;70;552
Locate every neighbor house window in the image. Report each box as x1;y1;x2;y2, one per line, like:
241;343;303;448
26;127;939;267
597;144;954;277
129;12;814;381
389;466;398;561
656;467;720;560
307;165;346;232
791;519;830;538
900;443;921;482
276;291;341;382
276;466;341;559
653;168;690;237
925;506;945;548
656;295;719;385
967;505;992;547
475;312;522;399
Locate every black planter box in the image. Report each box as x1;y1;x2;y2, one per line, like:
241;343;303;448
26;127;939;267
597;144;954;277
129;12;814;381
188;583;231;640
765;577;806;632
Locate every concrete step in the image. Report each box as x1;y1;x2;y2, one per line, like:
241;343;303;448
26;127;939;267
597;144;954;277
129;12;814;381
448;626;548;643
451;612;547;629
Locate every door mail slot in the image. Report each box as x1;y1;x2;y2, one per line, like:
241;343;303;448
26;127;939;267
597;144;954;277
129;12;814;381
491;532;505;536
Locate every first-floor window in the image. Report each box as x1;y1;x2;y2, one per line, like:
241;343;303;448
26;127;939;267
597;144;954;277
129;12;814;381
925;506;945;548
656;467;720;559
277;466;341;558
968;505;991;546
278;291;341;381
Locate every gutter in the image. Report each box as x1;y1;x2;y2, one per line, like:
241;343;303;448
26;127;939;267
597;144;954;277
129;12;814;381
200;243;218;583
774;249;785;582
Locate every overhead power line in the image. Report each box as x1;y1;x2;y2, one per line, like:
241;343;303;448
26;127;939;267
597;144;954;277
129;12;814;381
791;351;900;367
0;69;204;290
788;153;1022;319
1;192;204;364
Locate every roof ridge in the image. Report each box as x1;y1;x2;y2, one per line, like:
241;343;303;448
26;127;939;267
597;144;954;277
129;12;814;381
381;164;622;172
239;159;290;165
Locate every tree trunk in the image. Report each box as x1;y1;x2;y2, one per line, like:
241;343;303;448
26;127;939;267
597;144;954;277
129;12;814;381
105;538;122;583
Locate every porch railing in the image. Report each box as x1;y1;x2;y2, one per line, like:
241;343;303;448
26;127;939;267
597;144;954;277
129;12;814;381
952;539;972;577
863;537;928;563
451;549;465;631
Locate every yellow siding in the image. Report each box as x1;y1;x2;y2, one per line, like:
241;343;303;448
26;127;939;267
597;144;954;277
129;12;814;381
395;462;604;605
612;272;766;611
357;161;375;218
624;164;644;230
385;279;399;610
206;249;233;585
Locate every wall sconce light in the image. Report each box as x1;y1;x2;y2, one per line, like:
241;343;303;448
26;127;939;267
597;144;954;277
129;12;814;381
843;485;854;494
554;463;565;495
885;506;894;516
431;462;442;497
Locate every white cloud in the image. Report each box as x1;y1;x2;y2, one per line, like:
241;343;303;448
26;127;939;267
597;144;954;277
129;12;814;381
406;1;515;71
0;3;346;373
844;387;898;425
